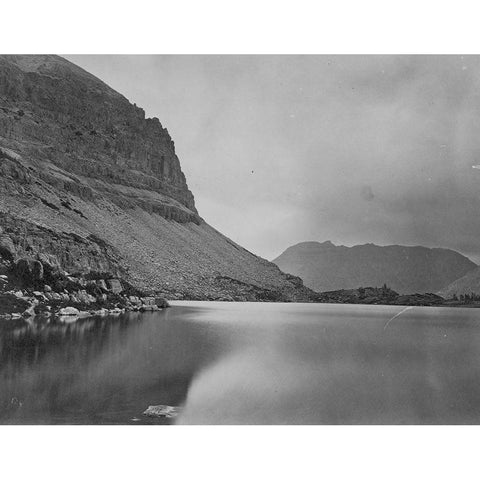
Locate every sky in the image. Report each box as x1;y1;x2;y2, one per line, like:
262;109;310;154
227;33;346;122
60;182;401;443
65;55;480;263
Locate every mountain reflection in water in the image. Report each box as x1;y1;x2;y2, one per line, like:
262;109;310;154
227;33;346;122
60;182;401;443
0;307;218;424
2;302;480;424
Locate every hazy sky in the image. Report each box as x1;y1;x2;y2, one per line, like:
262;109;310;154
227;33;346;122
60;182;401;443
65;55;480;262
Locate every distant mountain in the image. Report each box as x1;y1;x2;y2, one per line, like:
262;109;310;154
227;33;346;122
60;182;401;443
437;267;480;298
272;241;477;295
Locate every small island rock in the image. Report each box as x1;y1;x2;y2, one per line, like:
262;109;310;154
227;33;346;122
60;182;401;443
58;306;80;316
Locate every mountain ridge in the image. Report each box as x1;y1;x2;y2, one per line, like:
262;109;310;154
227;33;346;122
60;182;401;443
272;240;477;295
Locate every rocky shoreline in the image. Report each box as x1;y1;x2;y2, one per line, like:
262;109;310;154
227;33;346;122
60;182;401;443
1;249;471;321
0;289;170;321
0;254;169;321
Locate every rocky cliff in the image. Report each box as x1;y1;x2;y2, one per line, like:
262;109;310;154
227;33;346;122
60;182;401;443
272;241;477;295
0;55;314;301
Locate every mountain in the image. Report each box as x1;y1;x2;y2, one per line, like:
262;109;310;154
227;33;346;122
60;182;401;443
272;241;477;295
0;55;315;301
437;267;480;298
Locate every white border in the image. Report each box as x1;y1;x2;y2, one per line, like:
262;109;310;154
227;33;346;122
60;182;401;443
2;1;480;479
0;0;479;54
0;425;478;479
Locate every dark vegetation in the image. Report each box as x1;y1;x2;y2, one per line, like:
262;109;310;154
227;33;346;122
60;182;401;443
317;284;446;307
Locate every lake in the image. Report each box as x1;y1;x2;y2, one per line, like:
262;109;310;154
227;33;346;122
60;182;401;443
1;301;480;424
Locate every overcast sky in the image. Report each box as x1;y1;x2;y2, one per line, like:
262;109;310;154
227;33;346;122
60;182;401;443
65;55;480;263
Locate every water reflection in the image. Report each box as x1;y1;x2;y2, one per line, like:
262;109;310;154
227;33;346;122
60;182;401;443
2;302;480;424
174;302;480;424
0;307;224;424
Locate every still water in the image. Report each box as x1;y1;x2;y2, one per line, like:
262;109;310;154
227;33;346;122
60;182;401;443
1;301;480;424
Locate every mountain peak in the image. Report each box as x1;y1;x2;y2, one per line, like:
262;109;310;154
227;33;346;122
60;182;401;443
273;241;476;294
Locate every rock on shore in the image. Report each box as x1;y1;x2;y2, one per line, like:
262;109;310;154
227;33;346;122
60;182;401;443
143;405;181;419
0;256;170;319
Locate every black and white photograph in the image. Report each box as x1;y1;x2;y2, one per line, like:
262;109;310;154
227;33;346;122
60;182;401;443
4;52;480;426
2;1;480;478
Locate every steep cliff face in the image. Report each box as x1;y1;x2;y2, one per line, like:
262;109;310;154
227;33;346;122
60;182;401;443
0;55;313;301
273;241;477;295
0;54;197;221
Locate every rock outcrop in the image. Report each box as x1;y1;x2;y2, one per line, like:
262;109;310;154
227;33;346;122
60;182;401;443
143;405;181;419
0;55;314;301
0;54;197;222
273;241;477;295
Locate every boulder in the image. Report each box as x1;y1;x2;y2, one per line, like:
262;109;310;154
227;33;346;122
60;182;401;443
109;307;123;314
22;305;36;317
129;295;141;305
73;291;96;304
96;279;108;290
106;278;123;294
143;405;181;418
0;235;16;260
31;260;44;281
76;290;91;303
14;258;44;282
44;284;52;292
58;306;80;316
140;304;159;311
154;297;170;308
37;253;61;271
